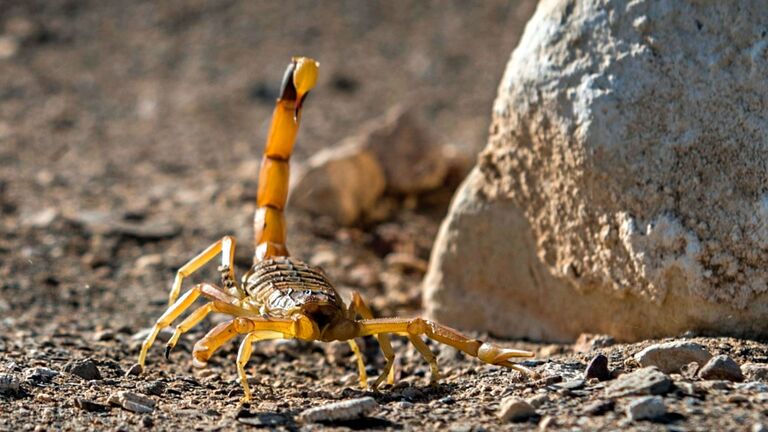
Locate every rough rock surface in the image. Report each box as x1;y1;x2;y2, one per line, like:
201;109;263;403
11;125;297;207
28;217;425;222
634;341;712;374
290;143;386;225
424;0;768;341
290;107;448;225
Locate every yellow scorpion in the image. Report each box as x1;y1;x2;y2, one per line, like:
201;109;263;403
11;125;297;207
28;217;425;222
136;57;536;402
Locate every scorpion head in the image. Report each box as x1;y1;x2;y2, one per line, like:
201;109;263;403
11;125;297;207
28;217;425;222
296;289;340;329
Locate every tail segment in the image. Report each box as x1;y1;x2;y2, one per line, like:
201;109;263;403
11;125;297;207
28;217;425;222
254;57;319;263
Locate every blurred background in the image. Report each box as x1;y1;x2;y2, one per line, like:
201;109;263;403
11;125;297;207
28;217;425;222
0;0;535;329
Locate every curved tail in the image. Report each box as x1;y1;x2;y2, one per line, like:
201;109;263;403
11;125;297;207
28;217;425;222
254;57;319;263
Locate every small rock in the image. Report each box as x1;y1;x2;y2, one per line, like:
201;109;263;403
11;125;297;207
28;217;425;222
736;381;768;393
141;416;154;428
125;364;143;377
680;361;701;379
498;397;536;422
742;363;768;382
290;143;386;226
573;334;615;353
605;367;672;398
698;355;744;382
24;367;58;384
582;399;614;416
93;330;115;341
108;391;156;414
526;393;549;408
0;372;20;394
0;36;19;60
626;396;666;422
22;208;58;228
64;358;101;381
362;107;448;194
557;379;585;391
727;394;749;404
135;254;164;270
538;415;556;430
634;341;712;374
238;413;288;427
298;397;378;423
752;423;768;432
585;354;611;381
140;380;166;396
699;380;732;391
75;398;110;413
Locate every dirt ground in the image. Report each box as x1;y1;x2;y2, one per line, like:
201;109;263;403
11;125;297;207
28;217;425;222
1;1;767;431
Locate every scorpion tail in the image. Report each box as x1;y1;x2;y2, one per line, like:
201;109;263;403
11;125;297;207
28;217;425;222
254;57;319;263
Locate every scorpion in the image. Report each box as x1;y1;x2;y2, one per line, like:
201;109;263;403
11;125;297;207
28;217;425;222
136;57;537;402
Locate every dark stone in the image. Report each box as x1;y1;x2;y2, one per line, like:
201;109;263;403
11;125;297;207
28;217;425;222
64;358;102;381
585;354;612;381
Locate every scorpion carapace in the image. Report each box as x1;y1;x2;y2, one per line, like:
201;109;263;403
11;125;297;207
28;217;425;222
136;57;537;402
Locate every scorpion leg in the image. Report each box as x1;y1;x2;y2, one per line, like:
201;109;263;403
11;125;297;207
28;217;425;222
348;292;395;388
137;283;243;368
167;235;239;306
191;316;314;368
237;330;284;402
165;298;260;359
354;317;538;385
346;339;368;389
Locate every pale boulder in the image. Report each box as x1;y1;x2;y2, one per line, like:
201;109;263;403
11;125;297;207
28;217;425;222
424;0;768;341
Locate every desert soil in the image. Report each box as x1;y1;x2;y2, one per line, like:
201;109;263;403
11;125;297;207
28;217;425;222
1;1;767;431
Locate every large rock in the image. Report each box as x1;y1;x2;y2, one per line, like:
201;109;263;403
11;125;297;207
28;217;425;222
424;0;768;341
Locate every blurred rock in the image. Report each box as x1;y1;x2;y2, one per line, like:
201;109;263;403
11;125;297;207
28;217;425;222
360;106;447;194
573;334;615;353
64;358;101;381
290;142;386;225
605;367;672;398
741;363;768;382
634;341;712;374
626;396;666;422
424;0;768;341
698;355;744;382
498;397;536;422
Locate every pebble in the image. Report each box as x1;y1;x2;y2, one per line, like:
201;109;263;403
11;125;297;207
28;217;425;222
736;381;768;393
741;363;768;381
626;396;666;422
585;354;612;381
0;372;20;394
298;397;378;423
64;358;102;381
698;355;744;382
498;397;536;422
108;391;156;414
238;413;288;427
604;367;672;398
526;393;549;408
753;423;768;432
75;398;110;413
24;367;59;384
634;341;712;374
125;363;143;377
582;399;614;416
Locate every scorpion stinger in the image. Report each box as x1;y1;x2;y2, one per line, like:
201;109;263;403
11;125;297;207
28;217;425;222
135;57;537;403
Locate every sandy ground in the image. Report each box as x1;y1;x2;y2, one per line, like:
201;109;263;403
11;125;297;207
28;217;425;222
1;1;767;431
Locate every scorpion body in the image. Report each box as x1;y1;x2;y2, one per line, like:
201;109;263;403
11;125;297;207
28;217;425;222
137;57;536;402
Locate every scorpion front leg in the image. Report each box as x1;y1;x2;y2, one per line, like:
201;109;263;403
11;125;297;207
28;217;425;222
137;283;245;368
167;235;240;305
192;316;319;402
355;317;538;384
